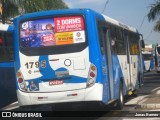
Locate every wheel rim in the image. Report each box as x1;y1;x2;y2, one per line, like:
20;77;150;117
120;86;123;104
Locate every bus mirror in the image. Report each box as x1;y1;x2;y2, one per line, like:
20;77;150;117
139;34;145;48
141;40;145;48
156;43;158;46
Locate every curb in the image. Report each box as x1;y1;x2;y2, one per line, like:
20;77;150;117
136;103;160;110
136;97;160;110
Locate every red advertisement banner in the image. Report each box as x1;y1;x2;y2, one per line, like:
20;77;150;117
54;16;84;33
42;34;55;42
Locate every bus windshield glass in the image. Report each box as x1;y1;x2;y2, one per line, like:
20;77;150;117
19;16;85;48
157;47;160;54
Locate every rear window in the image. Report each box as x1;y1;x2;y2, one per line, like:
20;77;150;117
19;15;87;56
143;54;153;60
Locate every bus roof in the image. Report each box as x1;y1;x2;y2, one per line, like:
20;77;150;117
102;15;137;33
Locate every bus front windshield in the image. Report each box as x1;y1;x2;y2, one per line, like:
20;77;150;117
19;15;87;55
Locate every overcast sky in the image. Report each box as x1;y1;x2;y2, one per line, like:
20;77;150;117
63;0;160;45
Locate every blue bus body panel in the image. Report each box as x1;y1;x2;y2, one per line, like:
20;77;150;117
0;24;16;107
85;10;103;84
112;55;123;99
90;12;110;103
0;63;16;90
150;60;154;70
7;25;14;32
0;62;17;107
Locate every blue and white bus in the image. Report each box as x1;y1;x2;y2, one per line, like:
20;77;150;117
142;51;154;72
13;9;144;109
0;23;16;99
155;45;160;72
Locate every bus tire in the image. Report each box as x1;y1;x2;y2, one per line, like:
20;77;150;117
138;72;144;88
138;74;141;88
116;82;124;110
132;89;138;97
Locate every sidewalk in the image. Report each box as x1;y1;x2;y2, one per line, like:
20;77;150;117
136;71;160;110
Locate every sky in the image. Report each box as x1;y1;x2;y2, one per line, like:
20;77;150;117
63;0;160;45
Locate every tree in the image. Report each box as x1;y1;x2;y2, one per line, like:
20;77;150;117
18;0;68;14
148;0;160;32
2;0;68;19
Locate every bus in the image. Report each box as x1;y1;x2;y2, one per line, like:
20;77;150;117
0;23;16;105
155;45;160;72
142;51;154;72
13;9;144;109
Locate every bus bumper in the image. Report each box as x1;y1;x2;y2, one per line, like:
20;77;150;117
17;83;103;106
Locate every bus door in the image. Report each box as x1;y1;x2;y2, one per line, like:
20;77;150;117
128;33;139;90
122;31;131;90
109;27;130;95
124;31;132;90
98;21;114;101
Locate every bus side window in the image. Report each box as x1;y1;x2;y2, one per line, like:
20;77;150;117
98;23;105;55
0;32;14;62
116;28;126;55
129;33;140;55
110;26;117;54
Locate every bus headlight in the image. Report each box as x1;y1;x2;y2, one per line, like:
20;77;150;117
87;64;97;88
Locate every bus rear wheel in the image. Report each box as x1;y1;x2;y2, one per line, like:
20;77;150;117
116;82;124;110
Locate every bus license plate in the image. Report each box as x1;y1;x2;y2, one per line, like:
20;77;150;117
49;80;63;86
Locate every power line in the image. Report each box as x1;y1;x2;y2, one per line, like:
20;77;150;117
102;0;109;14
138;15;147;31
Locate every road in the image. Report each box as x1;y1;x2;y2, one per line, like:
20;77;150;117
97;70;160;119
1;70;160;119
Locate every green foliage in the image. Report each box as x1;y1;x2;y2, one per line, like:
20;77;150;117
148;0;160;32
2;0;19;19
3;0;68;19
154;20;160;31
21;0;68;13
